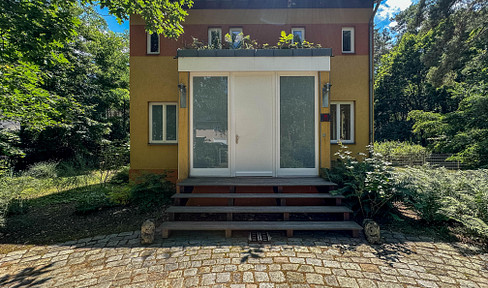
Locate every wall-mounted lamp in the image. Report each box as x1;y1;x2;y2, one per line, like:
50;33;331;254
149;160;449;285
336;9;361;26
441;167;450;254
322;83;331;108
178;83;187;108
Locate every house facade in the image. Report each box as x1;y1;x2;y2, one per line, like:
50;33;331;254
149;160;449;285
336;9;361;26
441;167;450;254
130;0;376;181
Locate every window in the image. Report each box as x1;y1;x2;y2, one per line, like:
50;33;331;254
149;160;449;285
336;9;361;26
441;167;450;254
342;27;355;53
208;28;222;48
147;32;160;54
330;102;354;143
291;28;305;44
229;27;243;48
149;103;177;144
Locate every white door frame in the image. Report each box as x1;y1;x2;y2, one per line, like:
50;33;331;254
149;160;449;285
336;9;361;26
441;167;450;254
189;71;318;177
276;72;319;176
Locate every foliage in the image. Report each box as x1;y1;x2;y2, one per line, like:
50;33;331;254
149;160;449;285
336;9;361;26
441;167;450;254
395;166;488;239
276;31;321;49
374;141;430;163
74;188;113;214
107;186;131;205
374;0;488;158
129;173;175;212
23;161;58;179
98;142;130;185
322;144;399;221
110;166;130;185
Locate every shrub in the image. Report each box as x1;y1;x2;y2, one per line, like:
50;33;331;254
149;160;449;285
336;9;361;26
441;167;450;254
75;188;113;214
129;173;175;212
107;186;131;205
396;166;488;239
374;141;430;166
110;166;130;185
322;144;400;221
23;161;58;178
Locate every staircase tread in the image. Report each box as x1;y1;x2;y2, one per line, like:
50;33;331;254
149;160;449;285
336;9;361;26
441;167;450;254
172;193;344;199
166;206;352;213
161;221;363;230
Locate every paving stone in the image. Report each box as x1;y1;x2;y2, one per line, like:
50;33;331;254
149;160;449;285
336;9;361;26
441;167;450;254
216;272;231;283
305;273;323;285
269;271;285;283
337;276;359;288
286;272;305;283
357;279;377;288
243;271;254;282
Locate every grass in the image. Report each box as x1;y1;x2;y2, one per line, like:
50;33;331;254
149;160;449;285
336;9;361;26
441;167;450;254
0;167;169;253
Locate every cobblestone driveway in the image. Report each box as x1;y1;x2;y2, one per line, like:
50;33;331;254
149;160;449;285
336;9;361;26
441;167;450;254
1;230;487;288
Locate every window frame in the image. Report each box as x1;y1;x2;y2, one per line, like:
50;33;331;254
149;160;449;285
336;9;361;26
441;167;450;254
229;27;243;48
330;101;355;144
291;27;305;44
146;32;160;54
208;27;222;48
149;102;178;144
341;27;355;54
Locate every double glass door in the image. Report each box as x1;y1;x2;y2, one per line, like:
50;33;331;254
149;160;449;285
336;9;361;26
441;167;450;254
190;72;318;177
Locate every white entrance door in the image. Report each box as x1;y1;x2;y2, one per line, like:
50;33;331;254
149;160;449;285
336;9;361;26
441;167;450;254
233;73;275;176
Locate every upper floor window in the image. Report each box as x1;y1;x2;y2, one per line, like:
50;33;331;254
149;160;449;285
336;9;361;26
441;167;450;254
291;28;305;44
229;27;243;48
208;28;222;49
330;102;354;144
149;102;178;144
147;32;160;54
342;27;355;53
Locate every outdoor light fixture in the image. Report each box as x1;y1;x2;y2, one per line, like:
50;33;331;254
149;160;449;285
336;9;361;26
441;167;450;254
322;82;331;108
178;83;187;108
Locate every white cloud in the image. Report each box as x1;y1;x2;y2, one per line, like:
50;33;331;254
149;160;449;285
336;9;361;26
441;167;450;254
375;0;414;30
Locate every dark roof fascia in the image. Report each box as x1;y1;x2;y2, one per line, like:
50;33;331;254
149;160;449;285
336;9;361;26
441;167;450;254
176;48;333;58
190;0;373;9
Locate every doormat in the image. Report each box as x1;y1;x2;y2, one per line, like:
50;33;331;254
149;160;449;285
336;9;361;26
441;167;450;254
248;231;271;243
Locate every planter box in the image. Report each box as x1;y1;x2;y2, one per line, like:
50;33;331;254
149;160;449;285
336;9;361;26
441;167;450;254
312;48;333;56
293;49;313;56
216;49;236;57
197;50;217;57
234;49;255;57
177;49;198;57
255;49;274;57
273;49;293;57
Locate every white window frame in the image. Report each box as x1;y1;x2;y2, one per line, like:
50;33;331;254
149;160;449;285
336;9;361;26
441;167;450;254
330;102;355;144
149;102;178;144
147;32;160;54
208;27;222;48
342;27;355;53
229;27;243;48
291;28;305;44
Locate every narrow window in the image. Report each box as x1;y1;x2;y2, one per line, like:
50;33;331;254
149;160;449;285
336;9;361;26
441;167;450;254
208;28;222;49
149;103;178;144
342;27;355;53
229;27;243;48
291;28;305;44
330;102;354;143
147;32;160;54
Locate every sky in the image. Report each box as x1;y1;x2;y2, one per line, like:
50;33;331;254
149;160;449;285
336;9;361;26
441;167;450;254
96;0;415;33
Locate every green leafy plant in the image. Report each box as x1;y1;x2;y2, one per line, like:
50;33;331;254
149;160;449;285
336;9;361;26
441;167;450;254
107;186;131;205
323;144;399;221
374;141;430;166
74;188;113;214
395;166;488;239
129;173;175;212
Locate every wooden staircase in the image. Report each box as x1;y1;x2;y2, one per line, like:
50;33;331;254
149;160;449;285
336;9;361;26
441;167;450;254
161;177;363;238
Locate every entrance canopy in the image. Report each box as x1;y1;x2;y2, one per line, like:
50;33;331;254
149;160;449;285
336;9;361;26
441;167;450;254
177;48;331;72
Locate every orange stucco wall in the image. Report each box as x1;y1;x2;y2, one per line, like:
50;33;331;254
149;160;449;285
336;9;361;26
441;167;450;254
130;7;373;179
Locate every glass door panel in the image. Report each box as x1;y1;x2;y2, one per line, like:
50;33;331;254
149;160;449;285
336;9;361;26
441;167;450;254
279;76;316;170
192;76;229;170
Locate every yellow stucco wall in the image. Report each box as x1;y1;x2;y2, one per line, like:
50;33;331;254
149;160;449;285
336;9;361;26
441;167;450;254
130;57;179;170
330;55;370;159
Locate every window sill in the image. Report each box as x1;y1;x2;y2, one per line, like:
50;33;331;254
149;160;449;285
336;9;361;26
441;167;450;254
341;51;356;54
148;143;178;146
331;141;355;145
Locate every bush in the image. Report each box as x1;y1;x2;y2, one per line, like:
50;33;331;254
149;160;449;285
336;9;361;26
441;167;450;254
110;166;130;184
395;166;488;239
107;186;131;205
322;144;400;221
23;161;58;178
374;141;430;166
129;173;175;212
75;188;113;214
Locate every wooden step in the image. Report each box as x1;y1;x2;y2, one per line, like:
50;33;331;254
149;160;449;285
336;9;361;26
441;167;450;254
177;177;337;187
166;206;352;214
172;193;344;199
161;221;363;238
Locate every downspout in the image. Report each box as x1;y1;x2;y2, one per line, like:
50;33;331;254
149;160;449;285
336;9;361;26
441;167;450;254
369;0;381;144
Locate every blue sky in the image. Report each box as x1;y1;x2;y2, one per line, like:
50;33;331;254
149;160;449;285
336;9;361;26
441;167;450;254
97;0;414;33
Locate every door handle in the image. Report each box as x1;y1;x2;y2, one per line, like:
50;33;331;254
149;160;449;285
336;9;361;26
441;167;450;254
236;134;239;144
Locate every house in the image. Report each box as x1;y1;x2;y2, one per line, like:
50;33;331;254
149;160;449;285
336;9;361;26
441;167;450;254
130;0;376;181
130;0;378;237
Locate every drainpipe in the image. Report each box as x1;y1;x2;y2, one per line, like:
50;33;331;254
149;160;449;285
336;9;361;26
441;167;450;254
369;0;381;144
